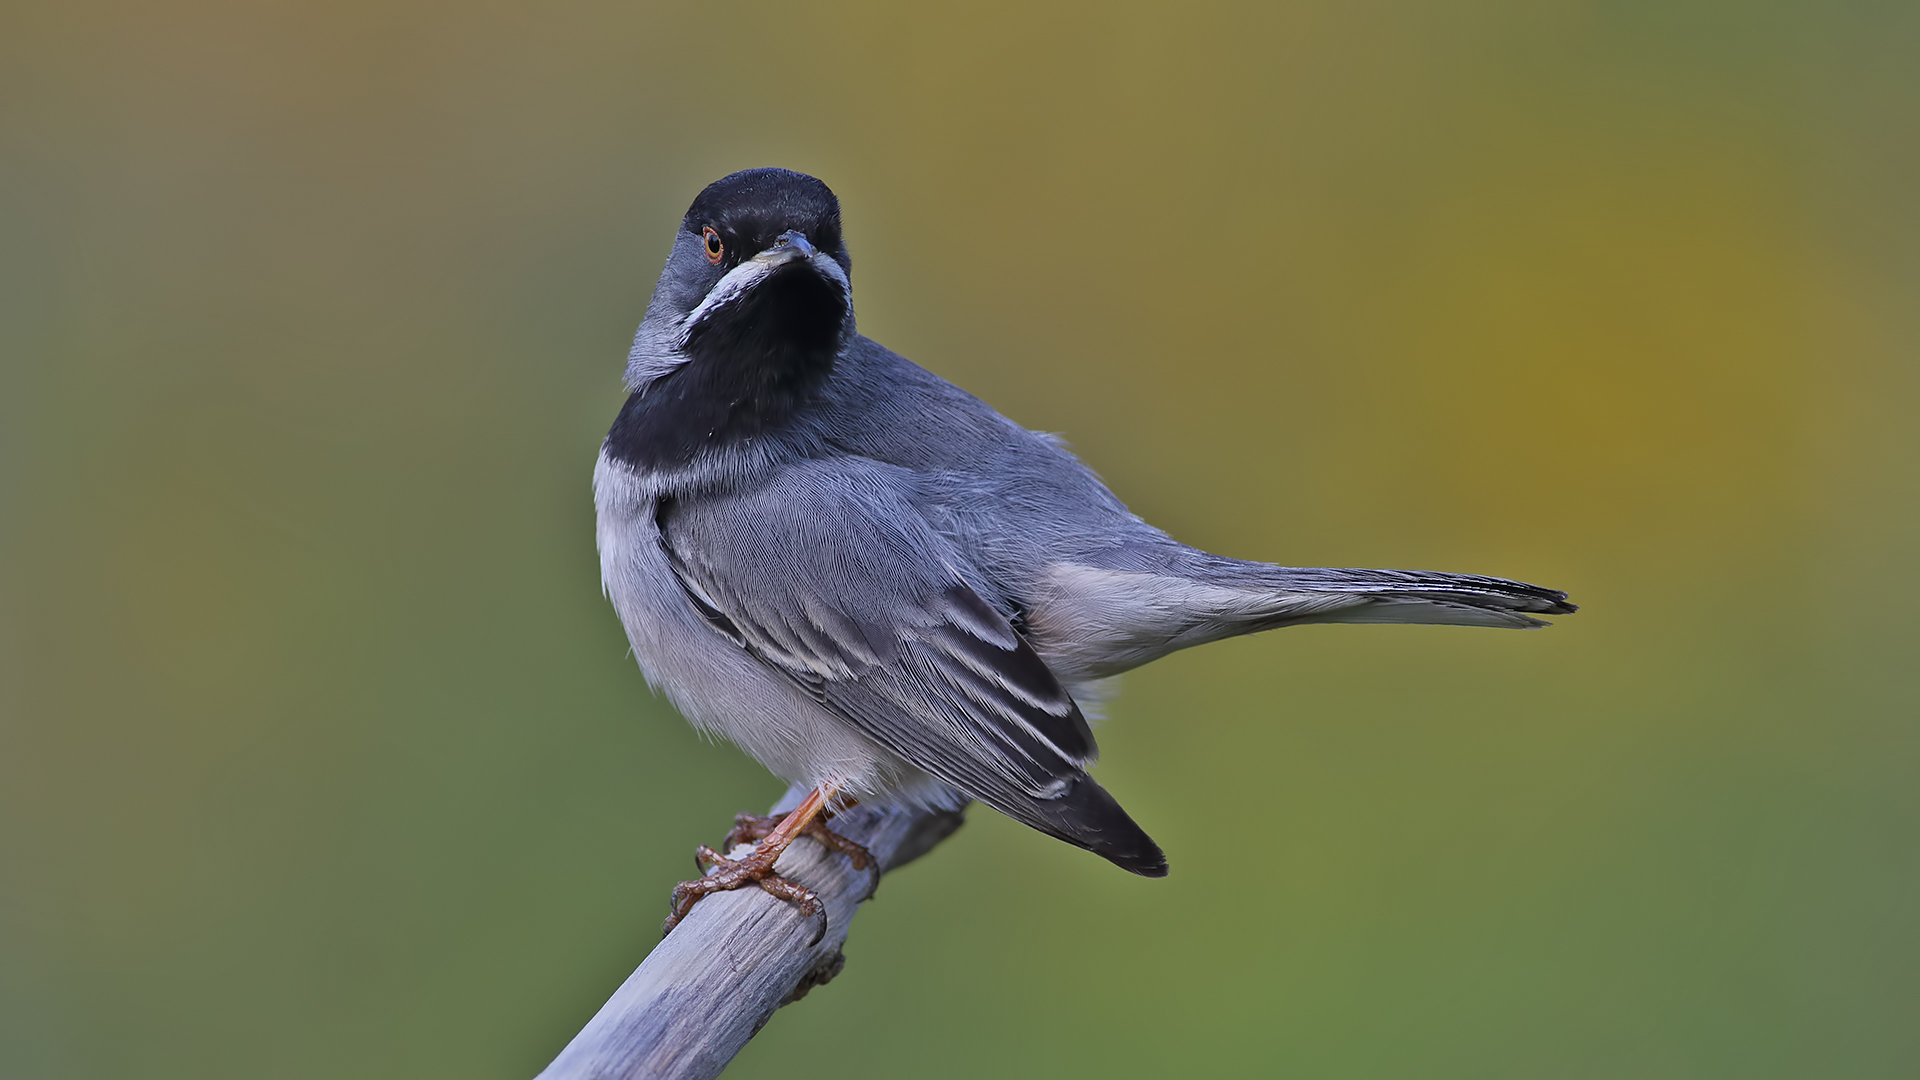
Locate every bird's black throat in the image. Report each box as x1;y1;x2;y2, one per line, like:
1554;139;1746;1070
606;263;848;472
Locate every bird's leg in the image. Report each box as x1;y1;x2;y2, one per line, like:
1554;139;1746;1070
724;798;880;901
725;799;874;867
664;785;875;941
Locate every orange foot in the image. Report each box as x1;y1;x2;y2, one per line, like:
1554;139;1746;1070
662;785;875;944
725;808;878;898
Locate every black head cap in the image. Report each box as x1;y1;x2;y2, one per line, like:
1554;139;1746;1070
683;168;850;279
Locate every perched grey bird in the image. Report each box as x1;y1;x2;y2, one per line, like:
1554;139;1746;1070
594;168;1575;929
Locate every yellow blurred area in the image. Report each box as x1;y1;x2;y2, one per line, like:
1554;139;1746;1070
3;1;1915;1077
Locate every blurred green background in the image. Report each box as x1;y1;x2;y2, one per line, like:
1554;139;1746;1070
3;1;1916;1076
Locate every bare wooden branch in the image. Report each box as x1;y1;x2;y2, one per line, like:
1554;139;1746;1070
534;788;966;1080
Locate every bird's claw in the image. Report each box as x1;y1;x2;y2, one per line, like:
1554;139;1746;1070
663;835;845;946
662;792;873;944
726;810;879;890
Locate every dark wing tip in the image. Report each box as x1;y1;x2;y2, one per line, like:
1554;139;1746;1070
1012;774;1167;878
1111;846;1171;878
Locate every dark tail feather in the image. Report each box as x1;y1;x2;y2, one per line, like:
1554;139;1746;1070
1228;564;1576;631
1274;564;1574;622
995;774;1168;877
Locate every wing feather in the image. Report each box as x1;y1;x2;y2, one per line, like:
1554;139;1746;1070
656;458;1094;803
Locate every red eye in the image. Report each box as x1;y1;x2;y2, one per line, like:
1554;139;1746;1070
702;227;724;264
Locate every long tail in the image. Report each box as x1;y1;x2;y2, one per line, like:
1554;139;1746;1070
1030;547;1577;679
1236;564;1577;630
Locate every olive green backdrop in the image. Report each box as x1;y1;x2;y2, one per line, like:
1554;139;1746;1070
3;1;1915;1077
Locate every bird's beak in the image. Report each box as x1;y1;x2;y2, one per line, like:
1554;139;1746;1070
750;230;818;267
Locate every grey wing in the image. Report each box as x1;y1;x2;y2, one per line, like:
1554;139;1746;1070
655;457;1097;807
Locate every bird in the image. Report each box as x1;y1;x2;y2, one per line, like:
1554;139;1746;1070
593;167;1575;933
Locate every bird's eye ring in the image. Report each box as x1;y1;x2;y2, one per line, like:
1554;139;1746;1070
702;227;724;264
